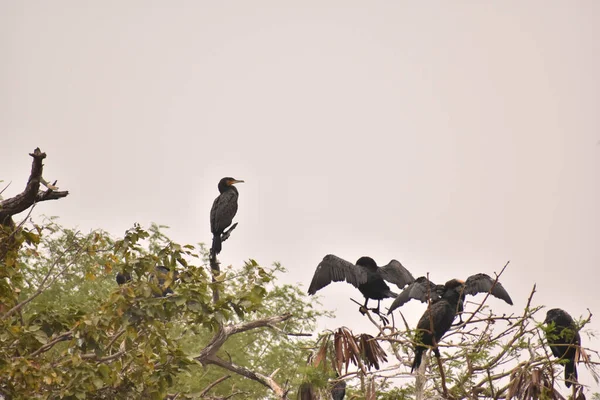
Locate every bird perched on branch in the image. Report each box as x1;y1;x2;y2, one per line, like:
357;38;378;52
398;276;513;372
297;382;317;400
544;308;581;388
387;273;513;319
210;177;244;256
330;377;346;400
116;265;177;297
308;255;415;318
411;279;464;372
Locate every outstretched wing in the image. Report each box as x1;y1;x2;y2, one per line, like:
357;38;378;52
378;260;415;289
463;273;513;305
387;276;441;314
307;255;368;295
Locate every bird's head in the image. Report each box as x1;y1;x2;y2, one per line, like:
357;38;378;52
355;256;377;270
444;278;465;290
544;308;568;325
218;177;244;192
442;278;466;302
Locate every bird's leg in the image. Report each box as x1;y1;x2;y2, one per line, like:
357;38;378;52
369;300;381;314
369;300;390;325
451;313;467;329
359;298;369;315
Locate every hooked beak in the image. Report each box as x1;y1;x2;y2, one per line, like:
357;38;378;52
230;179;244;185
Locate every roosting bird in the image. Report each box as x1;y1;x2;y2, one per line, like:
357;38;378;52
210;177;244;256
308;255;415;317
330;378;346;400
116;265;177;297
411;279;464;372
388;273;513;319
544;308;581;388
297;382;317;400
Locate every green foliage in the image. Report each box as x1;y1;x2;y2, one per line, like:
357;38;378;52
0;221;326;399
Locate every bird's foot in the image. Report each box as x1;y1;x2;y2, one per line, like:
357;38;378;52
368;308;389;325
451;315;467;329
359;306;368;315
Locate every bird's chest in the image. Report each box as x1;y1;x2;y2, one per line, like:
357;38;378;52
358;272;389;299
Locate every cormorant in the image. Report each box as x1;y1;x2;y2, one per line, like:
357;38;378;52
308;255;415;315
544;308;581;388
297;382;317;400
388;273;513;318
411;279;464;371
210;177;244;256
330;379;346;400
116;266;177;296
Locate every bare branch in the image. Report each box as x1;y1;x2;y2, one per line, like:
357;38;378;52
199;375;231;397
205;355;288;399
0;148;69;226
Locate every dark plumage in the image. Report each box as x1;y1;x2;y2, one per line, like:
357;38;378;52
330;379;346;400
308;255;415;314
116;266;177;297
210;177;244;256
388;273;513;316
116;271;131;285
411;280;464;371
544;308;581;388
297;382;317;400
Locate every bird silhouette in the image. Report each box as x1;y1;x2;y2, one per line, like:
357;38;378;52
210;177;244;256
308;255;414;319
544;308;581;388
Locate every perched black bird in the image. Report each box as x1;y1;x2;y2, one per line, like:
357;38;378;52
544;308;581;388
297;382;317;400
116;271;132;285
330;378;346;400
210;177;244;256
411;279;464;372
308;255;415;314
388;273;513;318
116;266;177;297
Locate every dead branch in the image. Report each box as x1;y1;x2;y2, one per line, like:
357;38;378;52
198;375;231;397
205;355;288;399
195;313;293;399
0;148;69;227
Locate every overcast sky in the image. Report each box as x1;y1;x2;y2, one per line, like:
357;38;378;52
2;0;599;393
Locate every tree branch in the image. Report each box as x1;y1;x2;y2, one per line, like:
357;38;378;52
195;313;293;399
0;148;69;226
199;375;231;397
205;355;288;399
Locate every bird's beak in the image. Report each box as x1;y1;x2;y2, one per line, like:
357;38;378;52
230;179;244;185
456;279;465;284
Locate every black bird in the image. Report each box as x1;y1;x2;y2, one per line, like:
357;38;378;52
544;308;581;388
330;379;346;400
116;266;177;297
210;177;244;256
308;255;415;315
297;382;317;400
388;273;513;318
411;279;464;372
116;271;132;285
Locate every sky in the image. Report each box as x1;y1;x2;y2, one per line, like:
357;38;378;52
2;0;599;393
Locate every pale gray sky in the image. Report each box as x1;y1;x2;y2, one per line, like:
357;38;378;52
2;0;599;392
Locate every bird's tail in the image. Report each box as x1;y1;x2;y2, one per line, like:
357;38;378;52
384;290;398;299
565;360;578;388
211;234;222;256
411;347;424;373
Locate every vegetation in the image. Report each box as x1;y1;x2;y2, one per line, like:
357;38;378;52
1;149;599;399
